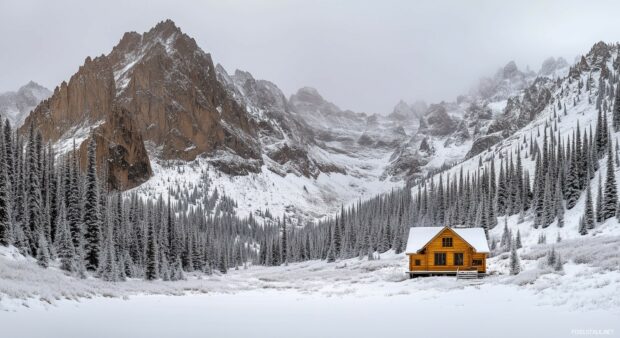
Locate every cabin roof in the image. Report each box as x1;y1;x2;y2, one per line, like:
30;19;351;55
405;226;490;254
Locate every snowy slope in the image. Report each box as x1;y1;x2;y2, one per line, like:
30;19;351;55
132;58;551;223
412;42;620;255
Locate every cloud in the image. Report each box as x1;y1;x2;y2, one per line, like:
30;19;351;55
1;0;618;113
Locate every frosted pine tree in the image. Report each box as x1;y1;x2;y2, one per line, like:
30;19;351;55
36;234;50;268
554;253;564;272
26;125;43;254
509;244;521;275
145;214;159;280
542;173;555;228
602;138;618;220
83;137;101;271
595;174;603;222
565;138;581;209
547;247;556;267
583;178;595;231
218;249;228;274
99;214;120;282
554;178;565;227
578;215;588;235
613;85;620;131
281;216;288;264
0;133;11;246
66;148;82;257
56;201;77;272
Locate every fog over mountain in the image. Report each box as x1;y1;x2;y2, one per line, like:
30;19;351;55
2;0;620;114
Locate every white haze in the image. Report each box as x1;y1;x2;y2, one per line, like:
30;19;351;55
1;0;620;113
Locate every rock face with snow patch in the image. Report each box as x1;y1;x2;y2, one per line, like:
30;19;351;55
475;61;536;101
23;56;116;141
77;105;152;190
109;21;261;167
21;54;151;190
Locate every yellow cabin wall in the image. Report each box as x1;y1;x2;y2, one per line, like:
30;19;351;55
407;228;487;273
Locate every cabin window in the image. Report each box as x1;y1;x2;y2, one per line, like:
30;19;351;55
434;253;446;266
454;253;464;266
415;259;421;266
472;259;483;266
442;237;453;247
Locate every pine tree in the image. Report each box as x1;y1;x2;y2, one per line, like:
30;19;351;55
281;216;288;264
26;125;43;253
554;178;565;228
56;201;77;272
83;137;101;271
547;247;556;267
578;215;588;235
602;139;618;220
66;149;82;254
326;244;336;263
595;174;604;222
35;234;50;268
613;85;620;131
145;215;158;280
554;253;564;272
99;215;120;281
509;244;521;275
0;131;11;246
584;179;595;230
515;230;522;249
565;135;581;209
218;249;228;274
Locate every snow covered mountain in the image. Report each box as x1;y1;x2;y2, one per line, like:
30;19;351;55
0;81;51;127
19;19;576;222
408;40;620;254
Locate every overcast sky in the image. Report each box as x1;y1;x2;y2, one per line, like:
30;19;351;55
1;0;619;114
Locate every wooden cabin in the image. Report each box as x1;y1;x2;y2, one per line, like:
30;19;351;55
405;226;489;278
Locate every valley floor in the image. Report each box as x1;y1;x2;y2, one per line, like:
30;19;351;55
1;242;619;338
1;287;616;338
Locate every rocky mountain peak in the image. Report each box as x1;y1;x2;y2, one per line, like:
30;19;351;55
22;20;268;189
0;81;51;127
291;87;327;106
289;87;342;115
502;61;519;79
390;100;413;117
150;19;183;38
539;57;569;76
587;41;611;69
422;103;457;136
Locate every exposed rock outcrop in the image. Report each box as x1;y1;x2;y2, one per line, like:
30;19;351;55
465;134;503;159
78;105;152;190
424;104;457;136
22;20;270;189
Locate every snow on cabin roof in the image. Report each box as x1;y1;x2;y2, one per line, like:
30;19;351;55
405;226;490;254
453;228;490;253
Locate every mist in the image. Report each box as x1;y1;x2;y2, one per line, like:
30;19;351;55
1;0;619;114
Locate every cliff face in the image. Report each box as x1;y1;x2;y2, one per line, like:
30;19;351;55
24;56;116;140
110;21;261;165
21;20;267;189
21;55;150;190
77;106;152;190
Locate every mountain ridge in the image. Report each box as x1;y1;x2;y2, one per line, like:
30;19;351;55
18;19;595;222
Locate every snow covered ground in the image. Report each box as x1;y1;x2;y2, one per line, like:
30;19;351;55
1;287;616;338
1;236;618;338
